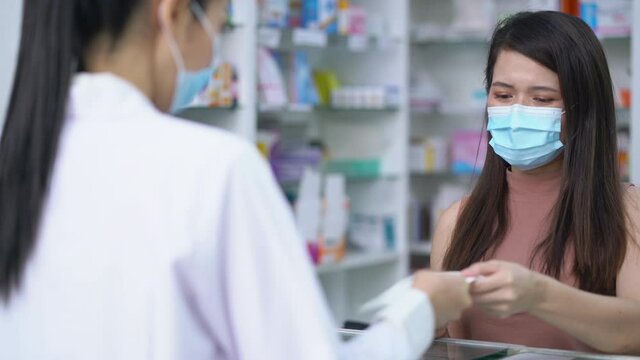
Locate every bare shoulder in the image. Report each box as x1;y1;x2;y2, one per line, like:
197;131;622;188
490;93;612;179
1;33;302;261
623;185;640;245
439;200;463;231
623;185;640;212
431;199;464;270
618;186;640;299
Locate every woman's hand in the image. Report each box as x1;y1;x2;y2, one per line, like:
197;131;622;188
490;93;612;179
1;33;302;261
462;260;546;319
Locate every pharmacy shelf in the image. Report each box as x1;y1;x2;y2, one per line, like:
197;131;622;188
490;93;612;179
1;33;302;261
316;251;401;275
411;106;485;117
411;35;489;45
617;108;631;128
316;106;401;113
259;26;401;52
279;173;400;189
259;105;402;127
260;104;400;115
411;171;474;178
181;106;240;112
342;173;400;182
599;35;631;42
223;23;244;33
185;0;412;325
410;242;432;256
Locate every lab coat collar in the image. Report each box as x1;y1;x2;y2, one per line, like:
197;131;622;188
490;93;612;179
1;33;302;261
68;72;159;120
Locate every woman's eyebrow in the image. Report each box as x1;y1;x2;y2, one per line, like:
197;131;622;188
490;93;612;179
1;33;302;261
528;85;560;93
491;81;514;89
491;82;560;93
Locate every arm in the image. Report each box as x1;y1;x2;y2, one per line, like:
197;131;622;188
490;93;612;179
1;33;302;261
530;187;640;354
430;200;461;272
464;187;640;354
342;287;435;360
197;146;438;360
431;200;466;338
343;270;471;359
531;267;640;354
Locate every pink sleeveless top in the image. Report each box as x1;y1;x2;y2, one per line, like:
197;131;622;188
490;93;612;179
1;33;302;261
450;167;593;352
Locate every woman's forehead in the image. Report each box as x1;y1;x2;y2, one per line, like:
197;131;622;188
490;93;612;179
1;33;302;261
492;50;560;90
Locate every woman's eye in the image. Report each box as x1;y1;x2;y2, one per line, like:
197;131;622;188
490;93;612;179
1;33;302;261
494;94;512;100
534;97;554;103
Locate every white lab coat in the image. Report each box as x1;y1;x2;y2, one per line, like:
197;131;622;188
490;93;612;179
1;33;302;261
0;73;434;359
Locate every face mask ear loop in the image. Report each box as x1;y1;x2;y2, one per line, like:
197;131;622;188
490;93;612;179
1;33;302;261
159;6;187;74
190;1;218;41
189;1;223;70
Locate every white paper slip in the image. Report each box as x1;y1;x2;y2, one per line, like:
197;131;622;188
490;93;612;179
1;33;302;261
446;271;481;284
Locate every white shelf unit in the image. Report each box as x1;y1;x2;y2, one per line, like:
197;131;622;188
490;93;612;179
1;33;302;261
179;0;412;326
276;0;411;325
408;0;491;263
408;0;635;263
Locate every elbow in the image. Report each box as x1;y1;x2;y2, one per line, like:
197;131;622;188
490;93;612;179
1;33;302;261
595;337;640;356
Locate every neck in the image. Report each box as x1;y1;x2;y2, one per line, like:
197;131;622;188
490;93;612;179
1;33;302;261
511;154;564;176
83;32;155;101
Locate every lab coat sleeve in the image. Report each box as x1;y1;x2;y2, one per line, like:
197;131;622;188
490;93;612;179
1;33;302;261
214;146;339;359
341;288;435;360
210;146;434;359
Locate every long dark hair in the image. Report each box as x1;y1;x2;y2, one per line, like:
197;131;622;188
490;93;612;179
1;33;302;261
443;11;627;296
0;0;151;301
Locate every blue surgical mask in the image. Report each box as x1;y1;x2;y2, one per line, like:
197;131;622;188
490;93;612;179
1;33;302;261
487;104;565;171
162;2;223;113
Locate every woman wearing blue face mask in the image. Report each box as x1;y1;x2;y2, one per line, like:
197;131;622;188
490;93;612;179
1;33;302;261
431;11;640;354
0;1;473;359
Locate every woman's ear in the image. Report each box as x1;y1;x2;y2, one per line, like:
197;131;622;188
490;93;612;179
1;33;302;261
147;0;192;112
156;0;191;40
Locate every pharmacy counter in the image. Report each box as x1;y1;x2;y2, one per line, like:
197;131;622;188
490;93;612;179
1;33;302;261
339;329;640;359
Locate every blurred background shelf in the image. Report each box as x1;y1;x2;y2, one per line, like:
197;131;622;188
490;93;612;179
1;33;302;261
259;26;401;52
180;106;240;113
411;35;490;45
410;242;433;257
279;173;400;189
316;251;401;275
259;104;400;115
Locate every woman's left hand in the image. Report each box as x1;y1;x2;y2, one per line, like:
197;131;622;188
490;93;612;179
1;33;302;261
462;260;545;319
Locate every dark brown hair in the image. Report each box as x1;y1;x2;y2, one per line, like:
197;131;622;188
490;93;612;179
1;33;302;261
443;11;627;296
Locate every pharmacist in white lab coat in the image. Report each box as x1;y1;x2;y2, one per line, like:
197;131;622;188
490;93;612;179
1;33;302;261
0;0;471;359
